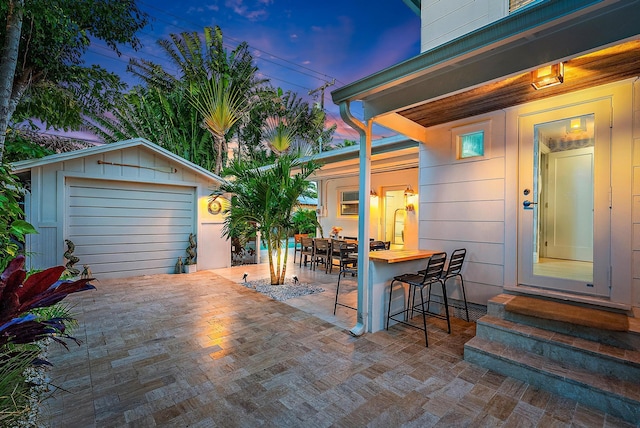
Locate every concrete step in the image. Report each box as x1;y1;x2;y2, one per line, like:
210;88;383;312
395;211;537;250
464;335;640;425
487;294;640;351
475;315;640;382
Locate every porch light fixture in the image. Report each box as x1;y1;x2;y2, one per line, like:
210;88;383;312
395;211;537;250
370;189;378;197
566;117;587;133
404;185;415;196
531;63;564;90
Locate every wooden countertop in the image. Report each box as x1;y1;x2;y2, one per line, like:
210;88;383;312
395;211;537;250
368;249;438;264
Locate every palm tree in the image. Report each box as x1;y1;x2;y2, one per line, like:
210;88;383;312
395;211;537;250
126;26;265;173
188;77;249;174
220;152;321;285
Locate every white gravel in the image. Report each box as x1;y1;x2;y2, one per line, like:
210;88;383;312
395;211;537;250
239;278;324;301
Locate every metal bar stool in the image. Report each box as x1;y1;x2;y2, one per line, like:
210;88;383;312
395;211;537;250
418;248;468;321
386;252;447;347
441;248;469;322
333;242;358;314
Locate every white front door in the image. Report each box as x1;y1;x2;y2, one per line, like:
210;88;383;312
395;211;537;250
518;99;611;296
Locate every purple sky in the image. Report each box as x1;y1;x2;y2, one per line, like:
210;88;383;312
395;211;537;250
83;0;421;143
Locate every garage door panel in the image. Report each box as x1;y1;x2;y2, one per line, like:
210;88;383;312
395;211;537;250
69;234;188;246
68;215;192;228
66;178;196;278
75;241;184;254
87;258;180;277
68;199;194;211
78;248;184;265
69;225;192;237
69;185;193;203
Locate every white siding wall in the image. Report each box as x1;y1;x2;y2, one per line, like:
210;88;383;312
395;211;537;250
419;112;507;305
25;145;230;275
420;0;506;52
417;81;635;310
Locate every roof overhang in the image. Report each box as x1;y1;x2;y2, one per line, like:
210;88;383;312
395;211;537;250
402;0;421;17
298;136;419;179
332;0;640;135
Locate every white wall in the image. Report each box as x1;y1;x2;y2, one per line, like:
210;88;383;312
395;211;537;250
419;111;507;305
316;169;419;245
420;0;507;52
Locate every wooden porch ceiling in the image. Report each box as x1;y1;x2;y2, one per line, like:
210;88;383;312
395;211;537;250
397;40;640;129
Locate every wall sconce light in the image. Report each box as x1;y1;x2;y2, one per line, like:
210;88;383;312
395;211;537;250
531;62;564;90
566;117;586;133
404;185;415;196
370;189;378;197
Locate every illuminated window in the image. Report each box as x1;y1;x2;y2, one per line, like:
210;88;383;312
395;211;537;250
452;120;491;162
340;190;359;216
459;131;485;159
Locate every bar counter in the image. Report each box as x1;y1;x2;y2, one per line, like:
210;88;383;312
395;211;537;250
367;248;438;332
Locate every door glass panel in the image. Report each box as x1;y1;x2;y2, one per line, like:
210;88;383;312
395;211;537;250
531;114;594;283
384;189;405;249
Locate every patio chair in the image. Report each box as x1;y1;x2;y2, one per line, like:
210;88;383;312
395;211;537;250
299;236;315;268
328;239;345;273
312;238;331;272
370;240;386;251
386;252;448;347
293;233;308;264
334;242;358;314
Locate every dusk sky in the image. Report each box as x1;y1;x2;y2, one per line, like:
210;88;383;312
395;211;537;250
83;0;421;143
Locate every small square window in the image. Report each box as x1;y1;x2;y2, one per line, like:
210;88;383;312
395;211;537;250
451;120;491;163
340;190;359;216
459;131;485;159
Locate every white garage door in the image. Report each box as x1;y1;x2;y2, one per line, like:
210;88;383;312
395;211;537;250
66;178;195;278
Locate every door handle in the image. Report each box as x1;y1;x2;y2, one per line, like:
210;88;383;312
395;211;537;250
523;200;538;209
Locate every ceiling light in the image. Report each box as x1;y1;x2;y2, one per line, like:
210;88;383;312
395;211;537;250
531;63;564;90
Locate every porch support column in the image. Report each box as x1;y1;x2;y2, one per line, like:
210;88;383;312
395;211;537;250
339;101;372;336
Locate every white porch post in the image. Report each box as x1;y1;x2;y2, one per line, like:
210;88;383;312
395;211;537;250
339;101;372;336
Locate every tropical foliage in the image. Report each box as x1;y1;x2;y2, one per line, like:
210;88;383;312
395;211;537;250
0;162;36;272
220;150;321;285
0;0;149;161
0;255;95;425
94;26;335;171
291;209;321;236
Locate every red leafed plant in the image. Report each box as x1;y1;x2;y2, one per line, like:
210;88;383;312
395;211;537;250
0;255;96;349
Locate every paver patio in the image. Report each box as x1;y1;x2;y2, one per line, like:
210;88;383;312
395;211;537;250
39;260;635;427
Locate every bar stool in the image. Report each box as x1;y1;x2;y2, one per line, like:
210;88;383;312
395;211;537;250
333;242;358;314
418;248;468;321
386;252;448;347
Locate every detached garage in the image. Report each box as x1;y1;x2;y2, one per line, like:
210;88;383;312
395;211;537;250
11;138;231;278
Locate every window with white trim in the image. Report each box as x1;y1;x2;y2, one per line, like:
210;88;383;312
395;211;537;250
340;190;359;216
452;120;492;162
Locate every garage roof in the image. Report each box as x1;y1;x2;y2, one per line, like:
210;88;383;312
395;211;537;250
11;138;224;183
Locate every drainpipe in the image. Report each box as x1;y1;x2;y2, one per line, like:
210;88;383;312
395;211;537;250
339;101;372;337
